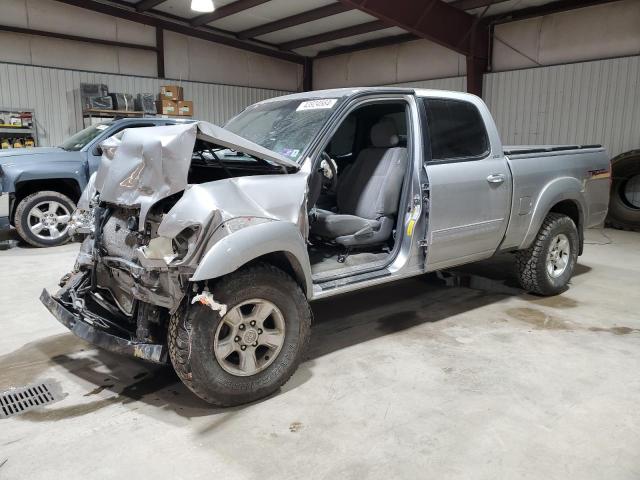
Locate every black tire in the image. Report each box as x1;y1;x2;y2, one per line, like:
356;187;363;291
168;263;312;407
516;213;579;296
606;153;640;231
14;190;76;247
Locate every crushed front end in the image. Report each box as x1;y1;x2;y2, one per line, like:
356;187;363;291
41;202;194;364
40;121;306;364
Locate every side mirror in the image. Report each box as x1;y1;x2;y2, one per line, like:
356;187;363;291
93;146;103;156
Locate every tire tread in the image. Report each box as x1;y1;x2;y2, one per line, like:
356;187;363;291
168;262;311;407
516;213;575;296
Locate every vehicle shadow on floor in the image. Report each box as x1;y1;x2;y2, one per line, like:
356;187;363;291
0;254;592;422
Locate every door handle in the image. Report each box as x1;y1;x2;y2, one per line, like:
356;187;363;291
486;173;506;184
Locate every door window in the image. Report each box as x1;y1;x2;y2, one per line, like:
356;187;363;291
422;98;489;161
327;114;356;157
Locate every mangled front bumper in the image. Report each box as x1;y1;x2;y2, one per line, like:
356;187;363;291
40;273;168;364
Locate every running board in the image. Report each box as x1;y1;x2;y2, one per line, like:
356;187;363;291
312;269;392;298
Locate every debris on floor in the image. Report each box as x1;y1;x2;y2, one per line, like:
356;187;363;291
191;291;227;316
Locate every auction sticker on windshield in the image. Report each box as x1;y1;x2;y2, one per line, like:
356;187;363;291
296;99;337;111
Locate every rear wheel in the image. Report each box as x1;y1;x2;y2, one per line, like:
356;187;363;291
516;213;579;296
14;191;75;247
168;263;312;406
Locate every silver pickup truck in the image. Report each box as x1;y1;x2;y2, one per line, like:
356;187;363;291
41;88;610;406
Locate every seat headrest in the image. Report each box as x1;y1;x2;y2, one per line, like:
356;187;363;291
370;118;399;148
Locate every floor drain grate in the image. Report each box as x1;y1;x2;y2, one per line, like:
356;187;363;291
0;381;60;418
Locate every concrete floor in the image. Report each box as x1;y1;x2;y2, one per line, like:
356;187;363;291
0;228;639;479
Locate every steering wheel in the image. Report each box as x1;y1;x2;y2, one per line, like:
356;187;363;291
319;152;338;193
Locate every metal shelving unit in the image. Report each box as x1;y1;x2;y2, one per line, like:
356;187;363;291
0;127;36;134
0;107;38;147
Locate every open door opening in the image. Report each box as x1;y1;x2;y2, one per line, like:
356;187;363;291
306;101;411;280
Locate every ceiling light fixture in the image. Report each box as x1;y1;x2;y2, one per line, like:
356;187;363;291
191;0;214;13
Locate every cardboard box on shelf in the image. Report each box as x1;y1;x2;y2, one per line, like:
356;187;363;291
177;101;193;116
156;100;178;115
160;85;184;101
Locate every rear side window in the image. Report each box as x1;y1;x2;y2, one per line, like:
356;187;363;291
422;98;489;161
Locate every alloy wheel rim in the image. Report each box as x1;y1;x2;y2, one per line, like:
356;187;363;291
546;233;571;278
28;201;71;241
213;298;286;376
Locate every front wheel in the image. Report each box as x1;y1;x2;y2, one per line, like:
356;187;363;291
168;263;312;406
516;213;579;296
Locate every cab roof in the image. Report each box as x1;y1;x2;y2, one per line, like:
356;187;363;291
257;87;479;104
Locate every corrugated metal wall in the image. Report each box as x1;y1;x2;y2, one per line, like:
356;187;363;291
3;55;640;161
484;55;640;160
0;62;292;147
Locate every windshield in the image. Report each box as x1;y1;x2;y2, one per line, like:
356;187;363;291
224;98;340;162
59;123;110;151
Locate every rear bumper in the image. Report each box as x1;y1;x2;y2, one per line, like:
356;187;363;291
40;286;168;364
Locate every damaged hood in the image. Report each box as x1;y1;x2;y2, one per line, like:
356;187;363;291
93;121;298;224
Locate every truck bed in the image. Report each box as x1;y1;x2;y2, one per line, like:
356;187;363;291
500;143;610;251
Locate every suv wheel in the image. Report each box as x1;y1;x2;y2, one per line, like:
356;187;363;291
169;263;312;406
14;191;75;247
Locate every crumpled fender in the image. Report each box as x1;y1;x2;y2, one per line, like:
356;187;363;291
190;220;313;297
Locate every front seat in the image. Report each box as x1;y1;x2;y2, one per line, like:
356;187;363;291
311;117;408;247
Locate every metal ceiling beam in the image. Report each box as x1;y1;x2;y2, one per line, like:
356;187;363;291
238;3;354;40
337;0;488;96
156;27;165;78
450;0;509;10
337;0;488;59
0;24;157;51
313;0;507;58
51;0;304;63
303;57;313;91
135;0;166;12
485;0;621;24
280;20;388;51
191;0;271;27
316;33;417;58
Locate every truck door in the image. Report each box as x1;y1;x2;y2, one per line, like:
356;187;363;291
421;97;512;270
